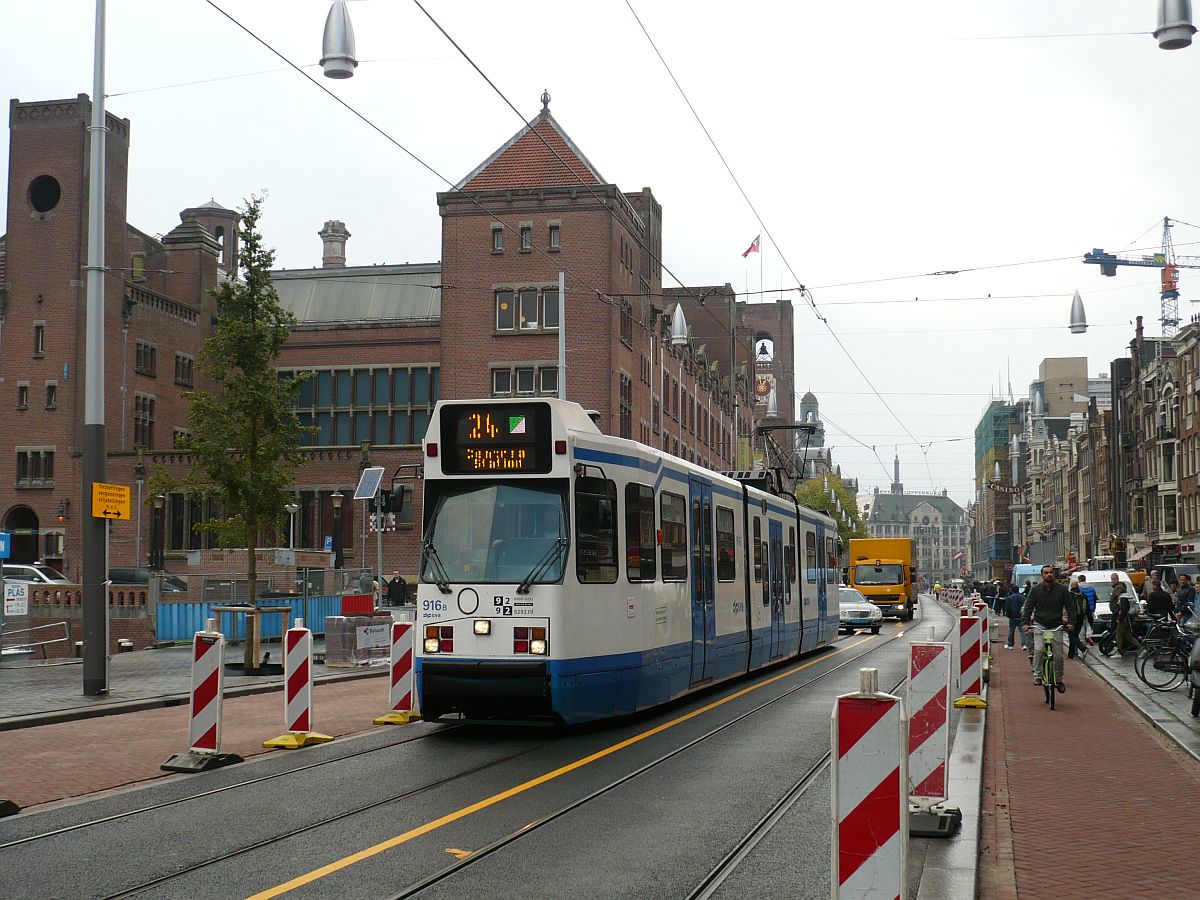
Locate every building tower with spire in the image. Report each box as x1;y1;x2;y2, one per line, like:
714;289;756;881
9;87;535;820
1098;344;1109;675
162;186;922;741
891;454;904;494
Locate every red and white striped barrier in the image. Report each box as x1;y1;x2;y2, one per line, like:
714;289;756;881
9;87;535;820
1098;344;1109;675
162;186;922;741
375;621;422;725
907;642;951;807
161;619;244;772
953;615;986;709
264;619;333;749
977;603;991;673
832;668;908;900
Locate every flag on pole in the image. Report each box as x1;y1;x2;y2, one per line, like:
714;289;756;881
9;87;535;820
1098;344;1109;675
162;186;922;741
741;234;760;258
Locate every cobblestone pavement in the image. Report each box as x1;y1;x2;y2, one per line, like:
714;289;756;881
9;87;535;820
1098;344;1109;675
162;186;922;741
980;639;1200;899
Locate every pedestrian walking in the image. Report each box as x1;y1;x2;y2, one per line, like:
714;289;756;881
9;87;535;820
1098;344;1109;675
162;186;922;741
386;570;407;607
1071;574;1096;659
1066;578;1086;660
1111;577;1139;657
1004;582;1027;650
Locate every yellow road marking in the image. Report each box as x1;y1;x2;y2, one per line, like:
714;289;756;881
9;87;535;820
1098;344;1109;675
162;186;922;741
248;637;872;899
444;848;472;860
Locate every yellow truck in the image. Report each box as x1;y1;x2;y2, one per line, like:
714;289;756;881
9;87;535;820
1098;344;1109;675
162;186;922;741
848;538;917;621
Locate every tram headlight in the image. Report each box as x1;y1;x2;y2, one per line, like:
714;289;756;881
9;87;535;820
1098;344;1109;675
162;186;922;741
529;639;547;655
474;619;492;636
424;638;440;653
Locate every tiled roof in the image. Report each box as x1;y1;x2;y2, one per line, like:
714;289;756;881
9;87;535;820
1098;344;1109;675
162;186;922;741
456;112;604;191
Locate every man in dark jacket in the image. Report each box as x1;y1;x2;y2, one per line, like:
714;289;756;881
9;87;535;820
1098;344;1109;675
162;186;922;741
385;571;407;607
1145;577;1174;618
1004;583;1026;650
1021;565;1072;691
1175;574;1197;621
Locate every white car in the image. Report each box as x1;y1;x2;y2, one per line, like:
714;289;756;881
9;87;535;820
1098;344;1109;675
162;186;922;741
1071;570;1139;632
1;562;71;584
839;586;883;634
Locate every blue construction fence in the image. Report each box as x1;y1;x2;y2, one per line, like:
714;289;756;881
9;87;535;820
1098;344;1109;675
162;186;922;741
155;595;343;643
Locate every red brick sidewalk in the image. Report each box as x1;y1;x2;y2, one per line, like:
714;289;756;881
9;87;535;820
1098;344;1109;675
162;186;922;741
980;641;1200;899
0;678;392;812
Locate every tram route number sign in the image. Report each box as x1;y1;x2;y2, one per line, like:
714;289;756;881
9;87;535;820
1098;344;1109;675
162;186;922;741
91;482;131;520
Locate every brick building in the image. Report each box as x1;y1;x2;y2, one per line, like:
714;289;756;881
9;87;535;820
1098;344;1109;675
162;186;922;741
2;93;790;587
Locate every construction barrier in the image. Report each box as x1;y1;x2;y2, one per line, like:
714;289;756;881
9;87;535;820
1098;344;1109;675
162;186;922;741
953;615;986;709
907;642;951;806
831;668;908;899
375;621;422;725
264;619;333;749
162;619;243;772
977;603;991;675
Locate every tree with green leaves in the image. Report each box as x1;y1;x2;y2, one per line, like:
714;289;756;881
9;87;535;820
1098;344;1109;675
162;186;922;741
160;196;307;672
794;473;866;549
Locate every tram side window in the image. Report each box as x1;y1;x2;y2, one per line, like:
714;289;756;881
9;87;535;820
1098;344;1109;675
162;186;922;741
826;536;836;584
787;526;797;585
575;476;618;584
660;491;688;581
715;506;736;582
805;532;817;583
625;483;657;582
752;517;763;583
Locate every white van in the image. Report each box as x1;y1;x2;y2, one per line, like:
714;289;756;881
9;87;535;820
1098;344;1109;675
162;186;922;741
1071;570;1138;631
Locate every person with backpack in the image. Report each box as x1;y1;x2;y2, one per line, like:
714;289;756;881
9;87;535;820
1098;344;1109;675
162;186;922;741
1111;577;1139;658
1069;575;1096;660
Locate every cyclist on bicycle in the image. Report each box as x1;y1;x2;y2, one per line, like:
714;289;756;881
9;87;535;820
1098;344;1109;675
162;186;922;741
1021;564;1073;693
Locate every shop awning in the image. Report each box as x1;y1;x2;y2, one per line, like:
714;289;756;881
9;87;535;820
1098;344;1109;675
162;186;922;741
1129;545;1153;562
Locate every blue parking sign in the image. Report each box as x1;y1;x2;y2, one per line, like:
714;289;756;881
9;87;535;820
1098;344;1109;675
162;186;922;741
324;535;333;552
0;532;10;560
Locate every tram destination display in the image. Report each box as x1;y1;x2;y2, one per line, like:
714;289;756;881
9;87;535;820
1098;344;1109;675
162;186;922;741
440;402;553;474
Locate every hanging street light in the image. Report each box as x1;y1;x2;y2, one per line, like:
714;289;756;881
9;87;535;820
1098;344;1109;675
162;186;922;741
321;1;358;78
1156;0;1196;49
1068;289;1087;334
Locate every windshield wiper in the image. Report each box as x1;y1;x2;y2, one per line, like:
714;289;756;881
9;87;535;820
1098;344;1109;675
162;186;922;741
517;538;568;595
421;539;452;594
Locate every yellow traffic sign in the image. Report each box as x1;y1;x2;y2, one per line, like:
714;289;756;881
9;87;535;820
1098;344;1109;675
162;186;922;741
92;482;131;520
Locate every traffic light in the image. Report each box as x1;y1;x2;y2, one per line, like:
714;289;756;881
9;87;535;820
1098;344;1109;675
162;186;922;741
378;490;393;515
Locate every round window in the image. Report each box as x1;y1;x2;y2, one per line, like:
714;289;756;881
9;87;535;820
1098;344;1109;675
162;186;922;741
922;516;930;524
29;175;62;213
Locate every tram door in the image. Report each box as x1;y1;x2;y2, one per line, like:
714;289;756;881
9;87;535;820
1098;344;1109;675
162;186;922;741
816;524;829;641
689;479;715;685
769;520;785;659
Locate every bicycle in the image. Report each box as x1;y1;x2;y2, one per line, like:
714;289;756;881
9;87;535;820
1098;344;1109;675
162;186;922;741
1034;624;1066;710
1135;620;1197;692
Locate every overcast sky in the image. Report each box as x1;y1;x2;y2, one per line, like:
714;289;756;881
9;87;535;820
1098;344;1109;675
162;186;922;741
4;1;1197;505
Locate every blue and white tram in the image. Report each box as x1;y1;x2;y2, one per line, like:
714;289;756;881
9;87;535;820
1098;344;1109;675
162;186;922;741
415;398;841;725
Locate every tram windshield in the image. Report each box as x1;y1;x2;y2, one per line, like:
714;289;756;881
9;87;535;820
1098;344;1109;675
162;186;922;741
854;564;904;585
422;482;568;585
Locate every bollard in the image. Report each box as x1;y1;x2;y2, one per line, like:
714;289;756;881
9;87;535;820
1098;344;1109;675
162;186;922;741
953;615;987;709
375;621;422;725
831;667;908;899
264;618;333;749
162;619;244;772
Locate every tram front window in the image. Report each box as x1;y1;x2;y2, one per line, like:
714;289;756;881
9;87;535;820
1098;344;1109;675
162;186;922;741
423;482;568;584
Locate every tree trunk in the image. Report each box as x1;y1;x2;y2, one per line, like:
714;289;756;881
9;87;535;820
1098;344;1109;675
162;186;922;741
245;519;258;672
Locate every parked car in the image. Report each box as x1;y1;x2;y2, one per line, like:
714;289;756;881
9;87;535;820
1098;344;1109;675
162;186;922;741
838;586;883;634
1;562;71;584
1072;569;1139;633
108;567;189;593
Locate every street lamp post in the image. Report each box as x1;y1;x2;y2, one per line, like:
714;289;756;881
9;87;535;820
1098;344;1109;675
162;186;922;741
81;0;109;697
331;491;344;572
149;494;165;571
285;501;299;549
134;456;146;567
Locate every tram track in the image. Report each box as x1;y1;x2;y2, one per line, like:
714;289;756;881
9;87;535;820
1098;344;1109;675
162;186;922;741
7;608;952;900
386;613;948;899
0;722;468;851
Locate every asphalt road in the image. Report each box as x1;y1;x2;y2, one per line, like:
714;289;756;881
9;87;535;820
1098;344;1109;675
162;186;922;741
0;599;957;899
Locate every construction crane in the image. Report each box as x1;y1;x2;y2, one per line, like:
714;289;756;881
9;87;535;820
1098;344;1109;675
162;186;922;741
1083;216;1200;336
